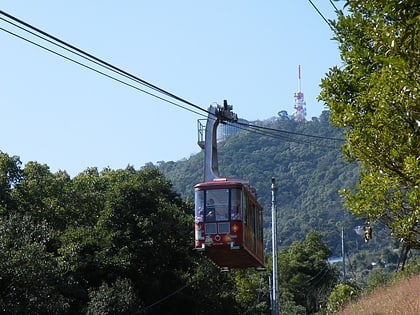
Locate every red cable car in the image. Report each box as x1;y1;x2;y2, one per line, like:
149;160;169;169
194;102;264;269
194;178;264;268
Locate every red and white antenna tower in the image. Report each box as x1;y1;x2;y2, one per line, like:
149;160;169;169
292;65;307;122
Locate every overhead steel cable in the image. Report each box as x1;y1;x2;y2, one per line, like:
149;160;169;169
237;121;345;142
0;14;171;100
226;121;342;150
328;0;339;12
134;281;191;314
0;24;206;118
308;0;333;30
0;9;209;117
0;10;343;149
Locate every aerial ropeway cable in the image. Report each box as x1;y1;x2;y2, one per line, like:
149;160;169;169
0;9;344;149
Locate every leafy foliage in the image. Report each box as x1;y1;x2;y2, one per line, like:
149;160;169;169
1;101;417;313
319;0;420;248
0;153;241;314
158;111;419;309
0;213;70;314
277;231;339;313
326;282;360;313
86;278;140;315
159;115;365;255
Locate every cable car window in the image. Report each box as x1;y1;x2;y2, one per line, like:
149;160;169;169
195;190;204;223
218;222;230;234
205;223;217;234
205;189;229;222
231;188;242;220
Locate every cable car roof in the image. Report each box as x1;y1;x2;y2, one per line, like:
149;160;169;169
194;177;250;188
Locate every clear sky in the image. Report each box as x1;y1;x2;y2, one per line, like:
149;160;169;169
1;1;343;176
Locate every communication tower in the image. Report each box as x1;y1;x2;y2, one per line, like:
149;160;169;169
292;65;307;122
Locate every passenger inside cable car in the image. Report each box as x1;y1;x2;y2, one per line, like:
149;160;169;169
206;198;216;221
196;188;237;222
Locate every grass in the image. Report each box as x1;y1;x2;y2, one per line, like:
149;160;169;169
338;274;420;315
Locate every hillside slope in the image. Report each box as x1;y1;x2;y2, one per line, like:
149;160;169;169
158;113;378;255
339;274;420;315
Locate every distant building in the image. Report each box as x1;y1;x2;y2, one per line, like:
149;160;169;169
278;110;290;120
217;118;249;142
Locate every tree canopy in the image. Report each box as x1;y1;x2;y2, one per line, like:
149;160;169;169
2;103;418;312
277;231;338;314
319;0;420;248
0;153;244;314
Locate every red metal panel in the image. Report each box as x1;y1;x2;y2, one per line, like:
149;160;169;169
194;221;243;249
195;221;264;268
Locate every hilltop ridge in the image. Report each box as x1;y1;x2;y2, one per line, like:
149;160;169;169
158;113;395;258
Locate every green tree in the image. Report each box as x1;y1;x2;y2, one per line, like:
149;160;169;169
0;153;22;213
365;268;392;292
277;231;339;314
86;278;140;315
232;269;269;314
0;214;69;314
11;161;72;230
0;154;248;313
319;0;420;248
58;166;199;314
186;259;242;315
326;282;360;313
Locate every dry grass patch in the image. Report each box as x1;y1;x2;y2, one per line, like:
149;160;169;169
338;274;420;315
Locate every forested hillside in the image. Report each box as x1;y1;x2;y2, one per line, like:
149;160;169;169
158;112;394;258
0;112;416;314
0;151;343;314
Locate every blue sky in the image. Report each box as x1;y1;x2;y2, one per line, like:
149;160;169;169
1;1;343;176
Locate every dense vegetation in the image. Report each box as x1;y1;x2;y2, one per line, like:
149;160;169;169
158;111;419;312
0;157;198;314
0;150;343;314
319;0;420;250
158;114;392;257
1;1;418;312
332;267;420;314
1;112;417;313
